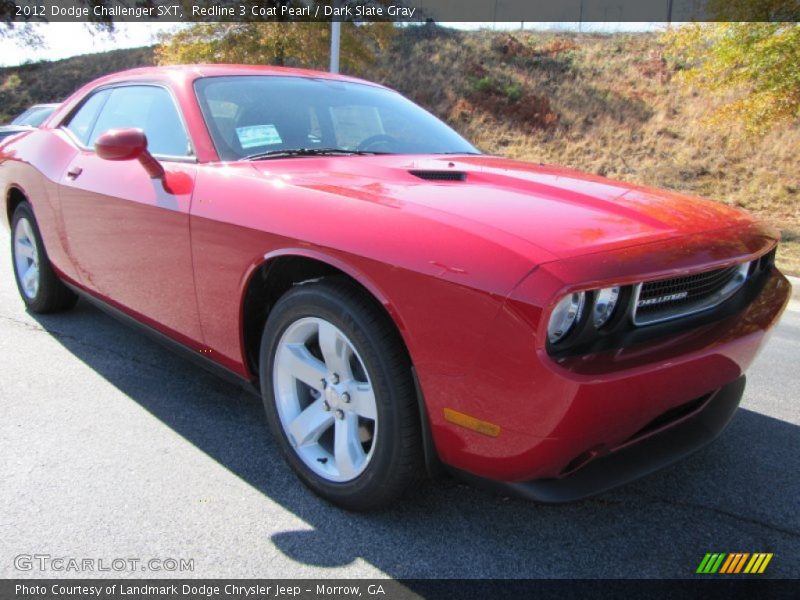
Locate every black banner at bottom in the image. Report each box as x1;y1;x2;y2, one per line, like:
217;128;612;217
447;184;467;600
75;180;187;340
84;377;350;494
3;579;799;600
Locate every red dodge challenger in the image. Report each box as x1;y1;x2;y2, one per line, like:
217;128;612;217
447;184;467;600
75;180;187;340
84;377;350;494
1;65;791;510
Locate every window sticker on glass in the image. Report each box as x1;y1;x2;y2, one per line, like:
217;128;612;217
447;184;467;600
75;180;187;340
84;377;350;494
209;100;239;119
236;124;282;149
329;106;385;149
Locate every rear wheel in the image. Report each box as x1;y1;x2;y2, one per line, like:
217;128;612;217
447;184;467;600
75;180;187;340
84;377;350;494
259;278;423;511
11;202;77;313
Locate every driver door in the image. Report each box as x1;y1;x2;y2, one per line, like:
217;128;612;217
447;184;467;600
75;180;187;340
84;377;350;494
58;84;203;344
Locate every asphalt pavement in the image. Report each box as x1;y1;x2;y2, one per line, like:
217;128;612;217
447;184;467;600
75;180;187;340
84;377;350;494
1;225;798;579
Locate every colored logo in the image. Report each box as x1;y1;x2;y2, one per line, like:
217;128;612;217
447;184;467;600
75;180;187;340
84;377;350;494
696;552;773;574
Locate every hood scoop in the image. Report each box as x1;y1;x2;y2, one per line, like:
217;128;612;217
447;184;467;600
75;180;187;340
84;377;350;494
409;170;467;182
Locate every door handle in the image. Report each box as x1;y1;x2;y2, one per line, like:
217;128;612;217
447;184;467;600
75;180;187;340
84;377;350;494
66;167;83;180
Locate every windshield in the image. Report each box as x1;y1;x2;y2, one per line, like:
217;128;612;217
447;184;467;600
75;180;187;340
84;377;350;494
12;105;56;127
194;75;478;161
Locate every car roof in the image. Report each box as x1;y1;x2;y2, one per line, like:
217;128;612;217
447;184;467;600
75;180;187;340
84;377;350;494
84;64;385;90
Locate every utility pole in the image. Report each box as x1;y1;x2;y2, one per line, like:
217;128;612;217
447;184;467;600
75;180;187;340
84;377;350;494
330;21;341;73
330;1;341;73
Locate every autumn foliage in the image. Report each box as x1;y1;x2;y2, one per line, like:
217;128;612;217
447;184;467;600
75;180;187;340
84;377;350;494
665;23;800;135
155;22;394;73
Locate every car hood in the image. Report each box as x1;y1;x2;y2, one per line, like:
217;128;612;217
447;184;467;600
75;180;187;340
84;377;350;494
249;154;760;259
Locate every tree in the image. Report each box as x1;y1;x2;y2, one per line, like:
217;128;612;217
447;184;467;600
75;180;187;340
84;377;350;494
665;23;800;134
1;0;120;48
3;1;396;70
155;21;394;72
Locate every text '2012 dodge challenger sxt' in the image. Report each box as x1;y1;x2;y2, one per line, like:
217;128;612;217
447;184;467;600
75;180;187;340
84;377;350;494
1;65;791;510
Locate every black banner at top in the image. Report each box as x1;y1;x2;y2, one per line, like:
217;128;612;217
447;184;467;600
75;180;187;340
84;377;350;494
2;0;799;23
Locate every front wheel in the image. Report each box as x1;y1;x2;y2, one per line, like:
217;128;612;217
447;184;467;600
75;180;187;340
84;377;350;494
259;278;423;511
10;202;77;313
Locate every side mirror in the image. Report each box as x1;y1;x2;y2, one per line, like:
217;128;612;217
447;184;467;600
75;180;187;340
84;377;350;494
95;128;165;180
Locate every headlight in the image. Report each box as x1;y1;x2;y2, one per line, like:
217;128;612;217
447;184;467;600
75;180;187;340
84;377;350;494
593;286;621;328
548;292;586;344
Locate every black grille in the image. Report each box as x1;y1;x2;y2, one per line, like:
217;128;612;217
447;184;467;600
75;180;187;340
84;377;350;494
409;170;466;181
634;263;746;325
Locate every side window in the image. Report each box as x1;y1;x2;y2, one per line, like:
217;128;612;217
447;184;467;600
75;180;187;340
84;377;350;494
65;90;111;146
88;86;192;158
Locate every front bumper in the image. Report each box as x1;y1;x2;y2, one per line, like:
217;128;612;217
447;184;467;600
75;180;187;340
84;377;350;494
425;262;789;486
498;376;745;502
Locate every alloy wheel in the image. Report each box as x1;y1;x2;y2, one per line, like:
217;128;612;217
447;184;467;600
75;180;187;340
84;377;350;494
272;316;378;483
13;216;40;299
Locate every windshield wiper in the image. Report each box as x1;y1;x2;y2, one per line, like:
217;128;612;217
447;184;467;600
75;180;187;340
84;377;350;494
243;148;391;161
428;151;484;155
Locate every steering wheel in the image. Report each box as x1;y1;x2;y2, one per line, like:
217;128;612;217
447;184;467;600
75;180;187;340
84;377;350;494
356;134;401;153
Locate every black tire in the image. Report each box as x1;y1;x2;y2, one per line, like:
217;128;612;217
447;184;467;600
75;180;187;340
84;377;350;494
259;277;423;511
10;202;77;313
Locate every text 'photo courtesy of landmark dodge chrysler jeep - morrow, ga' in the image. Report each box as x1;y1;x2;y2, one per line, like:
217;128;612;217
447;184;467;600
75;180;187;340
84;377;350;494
1;65;791;510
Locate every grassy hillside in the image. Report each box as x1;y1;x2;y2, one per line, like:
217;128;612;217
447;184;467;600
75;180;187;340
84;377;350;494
0;29;797;274
0;47;155;123
363;28;800;275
